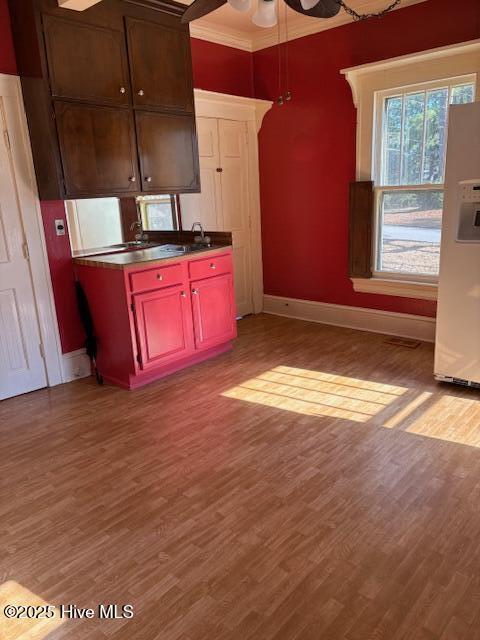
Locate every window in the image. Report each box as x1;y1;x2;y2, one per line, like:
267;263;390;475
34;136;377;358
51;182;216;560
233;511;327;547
137;194;179;231
66;198;123;252
374;78;475;280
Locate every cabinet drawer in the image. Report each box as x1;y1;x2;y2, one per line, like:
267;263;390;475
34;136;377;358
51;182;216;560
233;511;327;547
130;263;183;293
188;253;232;281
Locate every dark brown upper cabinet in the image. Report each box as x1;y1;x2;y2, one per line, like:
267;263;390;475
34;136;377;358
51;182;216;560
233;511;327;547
136;111;199;193
43;16;130;106
8;0;200;200
126;17;194;113
55;102;138;197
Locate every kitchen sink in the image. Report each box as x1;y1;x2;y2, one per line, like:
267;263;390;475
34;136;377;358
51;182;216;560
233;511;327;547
109;241;155;250
159;243;213;253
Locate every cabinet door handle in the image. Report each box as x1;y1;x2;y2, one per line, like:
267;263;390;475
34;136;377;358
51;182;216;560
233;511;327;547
137;89;145;96
209;263;216;270
192;288;199;295
129;176;136;182
120;86;126;94
216;168;223;173
145;176;152;183
156;273;164;281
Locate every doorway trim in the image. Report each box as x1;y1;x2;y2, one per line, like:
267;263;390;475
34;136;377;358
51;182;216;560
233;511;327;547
1;73;63;387
193;89;272;314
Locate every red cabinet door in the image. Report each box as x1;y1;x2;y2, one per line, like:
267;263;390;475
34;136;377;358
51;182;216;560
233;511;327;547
191;274;237;351
133;286;193;370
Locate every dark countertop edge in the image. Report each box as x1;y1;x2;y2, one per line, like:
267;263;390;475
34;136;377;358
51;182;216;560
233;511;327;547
72;244;233;270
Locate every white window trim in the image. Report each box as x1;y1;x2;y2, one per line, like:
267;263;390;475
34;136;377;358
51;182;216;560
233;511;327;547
342;39;480;301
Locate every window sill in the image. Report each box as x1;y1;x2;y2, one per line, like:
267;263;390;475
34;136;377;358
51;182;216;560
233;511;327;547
351;277;438;301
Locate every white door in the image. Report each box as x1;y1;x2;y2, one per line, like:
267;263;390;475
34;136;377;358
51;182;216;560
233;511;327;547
0;98;47;400
180;117;253;317
181;117;222;232
217;119;252;318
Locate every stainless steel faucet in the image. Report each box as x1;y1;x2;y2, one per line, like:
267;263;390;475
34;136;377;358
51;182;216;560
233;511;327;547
130;220;148;243
191;222;211;245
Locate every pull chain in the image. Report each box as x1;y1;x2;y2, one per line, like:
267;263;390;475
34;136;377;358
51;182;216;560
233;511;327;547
284;1;291;102
276;2;291;106
276;1;283;105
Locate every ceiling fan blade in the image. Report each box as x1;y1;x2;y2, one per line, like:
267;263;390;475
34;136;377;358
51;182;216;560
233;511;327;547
181;0;228;23
284;0;341;18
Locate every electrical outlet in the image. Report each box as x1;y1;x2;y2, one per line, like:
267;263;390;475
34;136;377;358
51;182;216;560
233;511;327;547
55;219;66;236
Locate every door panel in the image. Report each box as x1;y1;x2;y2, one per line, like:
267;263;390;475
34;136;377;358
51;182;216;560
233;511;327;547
54;101;138;197
180;118;222;231
136;110;199;193
0;99;47;400
134;286;192;370
218;119;253;317
43;16;130;106
0;289;29;373
126;18;194;112
191;274;236;351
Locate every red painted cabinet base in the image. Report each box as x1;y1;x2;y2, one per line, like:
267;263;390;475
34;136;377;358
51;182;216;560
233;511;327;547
74;249;237;389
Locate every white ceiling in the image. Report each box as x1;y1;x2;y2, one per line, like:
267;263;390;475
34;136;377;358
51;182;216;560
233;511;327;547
179;0;428;51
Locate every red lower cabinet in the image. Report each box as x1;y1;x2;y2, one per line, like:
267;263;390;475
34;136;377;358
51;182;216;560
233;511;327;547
191;274;236;350
134;285;193;370
73;249;237;389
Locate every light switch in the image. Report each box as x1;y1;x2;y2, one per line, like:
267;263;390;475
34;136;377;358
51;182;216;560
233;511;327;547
55;219;66;236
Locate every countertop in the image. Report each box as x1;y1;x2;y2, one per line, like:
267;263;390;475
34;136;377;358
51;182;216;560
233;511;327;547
72;244;231;270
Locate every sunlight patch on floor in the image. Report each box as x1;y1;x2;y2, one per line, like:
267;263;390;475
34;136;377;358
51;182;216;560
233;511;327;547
406;394;480;447
222;366;408;423
0;581;63;640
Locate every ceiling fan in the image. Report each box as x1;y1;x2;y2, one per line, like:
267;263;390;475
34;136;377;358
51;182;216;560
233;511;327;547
181;0;401;28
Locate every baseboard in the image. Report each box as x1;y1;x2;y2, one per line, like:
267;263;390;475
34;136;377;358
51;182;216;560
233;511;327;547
61;349;91;383
263;295;436;343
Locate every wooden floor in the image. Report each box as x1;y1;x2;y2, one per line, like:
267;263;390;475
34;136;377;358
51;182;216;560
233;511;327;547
2;314;480;640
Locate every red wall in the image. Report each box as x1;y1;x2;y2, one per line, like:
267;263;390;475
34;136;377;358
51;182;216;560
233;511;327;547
254;0;480;318
40;202;86;353
191;38;254;98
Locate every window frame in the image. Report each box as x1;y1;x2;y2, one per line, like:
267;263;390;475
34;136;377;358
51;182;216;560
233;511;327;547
372;75;476;284
342;40;480;300
137;194;179;231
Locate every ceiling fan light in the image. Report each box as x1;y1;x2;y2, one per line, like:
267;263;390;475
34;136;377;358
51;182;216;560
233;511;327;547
252;0;277;27
227;0;251;12
299;0;320;9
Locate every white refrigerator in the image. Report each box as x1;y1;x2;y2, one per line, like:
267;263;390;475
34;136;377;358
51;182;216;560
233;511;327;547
435;101;480;387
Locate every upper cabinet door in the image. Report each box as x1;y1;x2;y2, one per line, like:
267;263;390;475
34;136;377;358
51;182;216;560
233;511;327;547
43;15;130;106
54;101;138;197
126;17;194;112
136;111;199;193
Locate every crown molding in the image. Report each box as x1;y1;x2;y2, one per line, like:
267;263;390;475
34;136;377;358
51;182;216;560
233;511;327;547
189;22;253;51
190;0;428;52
